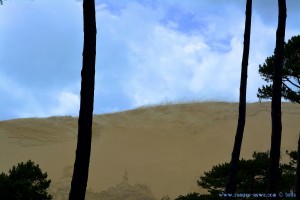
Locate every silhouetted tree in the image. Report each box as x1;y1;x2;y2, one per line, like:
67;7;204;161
175;192;221;200
225;0;252;199
296;134;300;197
0;160;52;200
198;151;296;197
69;0;96;199
268;0;286;198
257;35;300;103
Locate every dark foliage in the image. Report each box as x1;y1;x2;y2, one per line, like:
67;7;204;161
175;192;222;200
197;151;296;195
0;160;52;200
257;35;300;103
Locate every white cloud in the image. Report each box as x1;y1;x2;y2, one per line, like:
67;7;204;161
118;1;298;106
12;90;80;119
183;42;209;54
50;91;80;116
120;10;246;107
0;72;80;118
1;0;300;120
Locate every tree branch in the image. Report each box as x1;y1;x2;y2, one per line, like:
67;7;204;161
283;77;300;89
282;82;292;91
282;82;300;103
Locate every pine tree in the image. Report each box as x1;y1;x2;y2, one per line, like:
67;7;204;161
295;134;300;197
69;0;97;199
225;0;252;198
268;0;286;199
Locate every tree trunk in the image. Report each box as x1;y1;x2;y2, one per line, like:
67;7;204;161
295;133;300;198
225;0;252;199
69;0;96;199
268;0;286;199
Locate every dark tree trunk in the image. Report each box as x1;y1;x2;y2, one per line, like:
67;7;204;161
69;0;96;199
224;0;252;199
268;0;286;199
295;134;300;198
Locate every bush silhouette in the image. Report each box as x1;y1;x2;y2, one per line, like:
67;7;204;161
175;192;221;200
176;151;296;200
0;160;52;200
198;151;296;195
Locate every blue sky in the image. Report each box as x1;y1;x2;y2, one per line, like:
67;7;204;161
0;0;299;120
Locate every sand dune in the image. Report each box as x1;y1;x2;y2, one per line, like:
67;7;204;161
0;102;299;199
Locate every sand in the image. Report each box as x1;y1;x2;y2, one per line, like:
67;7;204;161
0;102;299;199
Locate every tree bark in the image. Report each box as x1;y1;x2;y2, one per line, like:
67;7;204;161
224;0;252;199
69;0;96;199
268;0;286;199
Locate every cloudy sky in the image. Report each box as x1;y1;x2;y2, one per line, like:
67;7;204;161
0;0;299;120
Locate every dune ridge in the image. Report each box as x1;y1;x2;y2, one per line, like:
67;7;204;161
0;102;299;199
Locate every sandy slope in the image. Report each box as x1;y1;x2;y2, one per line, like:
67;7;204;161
0;102;299;199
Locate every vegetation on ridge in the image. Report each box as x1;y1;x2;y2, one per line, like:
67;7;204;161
176;150;297;200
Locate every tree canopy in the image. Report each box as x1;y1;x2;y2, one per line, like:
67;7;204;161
175;192;218;200
257;35;300;103
176;150;297;199
0;160;52;200
197;151;296;195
